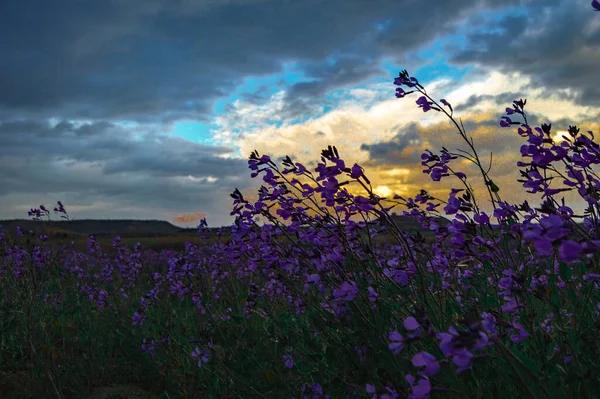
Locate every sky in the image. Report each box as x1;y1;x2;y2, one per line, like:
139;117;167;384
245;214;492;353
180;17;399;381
1;0;599;228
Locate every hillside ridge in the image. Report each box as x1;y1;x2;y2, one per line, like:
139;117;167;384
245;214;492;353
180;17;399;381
0;214;445;238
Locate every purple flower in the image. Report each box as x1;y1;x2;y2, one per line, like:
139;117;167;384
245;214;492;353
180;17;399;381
508;321;529;343
500;116;512;127
416;96;431;112
366;383;377;399
132;312;145;326
404;316;420;331
481;312;498;335
440;98;452;112
301;383;329;399
311;383;323;394
412;351;440;376
354;196;375;212
584;273;600;281
405;375;431;399
381;386;399;399
333;281;358;301
444;194;461;215
501;296;519;314
558;240;582;263
141;339;157;357
191;346;211;368
350;163;364;179
474;212;490;225
388;331;405;355
430;166;447;181
437;326;488;373
283;354;294;369
452;349;474;372
393;76;405;86
367;286;379;302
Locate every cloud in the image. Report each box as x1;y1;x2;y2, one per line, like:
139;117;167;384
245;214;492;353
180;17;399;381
360;123;422;165
1;0;599;227
449;0;600;108
222;68;600;212
280;56;385;120
171;211;209;224
0;0;519;124
0;119;253;227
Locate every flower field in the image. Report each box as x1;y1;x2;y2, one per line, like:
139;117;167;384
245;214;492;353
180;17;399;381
2;5;600;398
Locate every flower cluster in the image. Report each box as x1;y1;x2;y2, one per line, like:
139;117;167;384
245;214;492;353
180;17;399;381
1;5;599;397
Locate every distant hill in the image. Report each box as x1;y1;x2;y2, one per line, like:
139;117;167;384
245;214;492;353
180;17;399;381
0;219;185;238
378;213;450;232
0;214;448;239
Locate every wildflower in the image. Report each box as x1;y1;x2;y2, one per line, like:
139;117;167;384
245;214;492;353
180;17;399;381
191;346;211;368
481;312;498;335
396;87;407;98
332;281;358;301
367;286;378;302
508;321;529;343
444;193;461;215
388;330;406;355
350;163;364;179
283;354;294;369
440;98;453;112
437;326;489;373
501;296;519;314
405;375;431;399
500;116;512;127
474;212;490;225
558;240;583;263
381;386;399;399
354;196;375;212
301;382;330;399
131;312;144;326
404;316;420;331
366;384;377;399
412;351;440;376
416;96;431;112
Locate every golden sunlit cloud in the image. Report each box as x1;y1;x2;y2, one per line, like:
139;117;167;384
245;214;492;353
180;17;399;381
552;130;570;144
208;69;600;215
373;185;393;198
383;168;411;177
170;211;208;224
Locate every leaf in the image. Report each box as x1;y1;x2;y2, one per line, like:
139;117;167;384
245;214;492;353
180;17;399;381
512;347;541;375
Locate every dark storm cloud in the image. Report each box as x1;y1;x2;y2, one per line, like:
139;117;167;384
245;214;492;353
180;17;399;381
281;56;385;119
449;0;600;108
0;0;518;123
360;123;422;164
238;83;285;105
0;119;252;226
